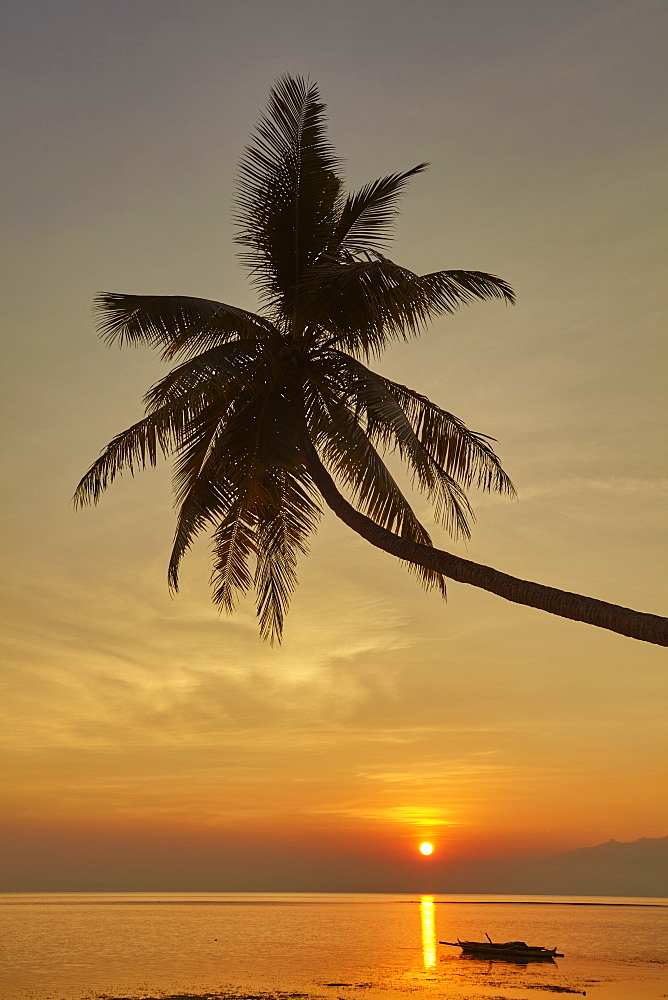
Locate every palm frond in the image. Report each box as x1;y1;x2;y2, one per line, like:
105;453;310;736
410;268;515;312
170;406;229;508
335;164;428;252
311;349;431;474
143;340;266;412
235;74;343;311
306;384;425;538
306;383;447;596
381;377;516;497
74;342;266;508
254;468;322;642
95;293;276;360
309;351;475;539
167;364;287;587
73;401;201;508
210;506;257;613
309;258;514;358
206;379;312;628
168;445;235;591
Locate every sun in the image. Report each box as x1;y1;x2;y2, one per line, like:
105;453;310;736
419;842;434;856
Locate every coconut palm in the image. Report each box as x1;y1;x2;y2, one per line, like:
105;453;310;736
75;75;667;646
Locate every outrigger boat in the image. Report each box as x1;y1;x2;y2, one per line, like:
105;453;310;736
440;935;563;960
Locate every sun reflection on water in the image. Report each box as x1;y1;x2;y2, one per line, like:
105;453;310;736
420;895;436;968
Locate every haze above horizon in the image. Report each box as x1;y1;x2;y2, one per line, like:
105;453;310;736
0;0;666;892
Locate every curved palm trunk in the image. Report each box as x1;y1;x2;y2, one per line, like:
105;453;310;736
305;446;668;647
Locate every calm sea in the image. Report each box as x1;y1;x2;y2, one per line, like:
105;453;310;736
1;892;666;1000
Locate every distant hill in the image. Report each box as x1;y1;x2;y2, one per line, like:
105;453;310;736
438;836;668;896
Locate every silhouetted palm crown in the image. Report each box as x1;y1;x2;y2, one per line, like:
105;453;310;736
75;75;517;641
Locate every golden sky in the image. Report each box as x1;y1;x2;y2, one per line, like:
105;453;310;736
1;0;666;890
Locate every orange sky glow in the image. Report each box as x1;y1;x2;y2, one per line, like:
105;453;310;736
1;0;666;891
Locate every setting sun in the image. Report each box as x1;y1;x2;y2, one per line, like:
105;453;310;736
419;842;434;856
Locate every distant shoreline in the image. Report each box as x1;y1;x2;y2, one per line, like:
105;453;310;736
430;899;667;907
2;896;666;908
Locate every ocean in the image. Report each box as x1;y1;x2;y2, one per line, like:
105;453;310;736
1;892;666;1000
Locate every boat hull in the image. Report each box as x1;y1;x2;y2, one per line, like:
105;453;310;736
440;939;562;962
463;952;557;964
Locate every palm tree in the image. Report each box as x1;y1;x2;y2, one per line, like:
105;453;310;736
74;75;667;647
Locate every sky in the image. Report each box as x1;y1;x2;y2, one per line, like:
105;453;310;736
0;0;666;892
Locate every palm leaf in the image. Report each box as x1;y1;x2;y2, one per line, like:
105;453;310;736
309;257;514;358
73;400;202;507
309;351;475;539
334;164;428;252
381;377;516;497
306;382;447;596
167;363;287;588
169;439;236;591
306;384;427;538
74;342;266;508
254;468;322;642
235;75;343;312
143;340;266;412
95;293;276;360
210;506;257;613
312;351;436;476
207;380;311;625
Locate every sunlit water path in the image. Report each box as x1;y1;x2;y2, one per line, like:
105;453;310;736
1;893;666;1000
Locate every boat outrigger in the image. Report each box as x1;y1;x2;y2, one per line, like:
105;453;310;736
440;934;563;960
